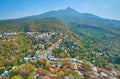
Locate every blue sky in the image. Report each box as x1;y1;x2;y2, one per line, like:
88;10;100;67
0;0;120;20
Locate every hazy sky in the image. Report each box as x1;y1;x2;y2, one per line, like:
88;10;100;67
0;0;120;20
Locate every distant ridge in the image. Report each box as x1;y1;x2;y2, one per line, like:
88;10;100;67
0;7;120;34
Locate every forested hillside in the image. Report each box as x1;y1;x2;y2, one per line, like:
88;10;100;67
70;23;120;69
0;7;120;71
0;18;69;33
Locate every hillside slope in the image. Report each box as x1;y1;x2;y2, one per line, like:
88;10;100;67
0;18;69;33
0;7;120;69
22;7;120;34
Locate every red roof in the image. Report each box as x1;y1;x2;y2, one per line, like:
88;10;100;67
63;65;68;69
84;72;95;78
97;67;111;75
53;67;60;72
45;76;53;79
36;69;44;75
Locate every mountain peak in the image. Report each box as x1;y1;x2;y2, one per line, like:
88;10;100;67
65;7;77;12
61;7;81;16
66;7;74;10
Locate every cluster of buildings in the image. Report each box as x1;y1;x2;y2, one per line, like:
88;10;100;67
0;32;21;37
23;55;38;62
35;32;57;41
1;31;120;79
77;61;120;79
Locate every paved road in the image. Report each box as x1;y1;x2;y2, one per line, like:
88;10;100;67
38;38;62;58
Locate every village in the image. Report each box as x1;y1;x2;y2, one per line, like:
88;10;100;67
0;31;120;79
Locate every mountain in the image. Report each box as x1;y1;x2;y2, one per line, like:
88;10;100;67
0;18;71;34
23;7;106;20
6;7;120;34
0;7;120;70
19;7;120;67
36;7;120;35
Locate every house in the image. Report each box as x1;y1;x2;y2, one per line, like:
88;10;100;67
35;69;46;79
2;70;9;76
27;32;38;36
72;63;78;70
84;72;95;79
49;58;57;61
55;45;59;49
108;76;115;79
52;67;60;73
23;57;29;61
97;67;112;75
36;69;44;75
2;32;7;36
45;76;53;79
72;58;79;62
0;34;2;37
49;66;60;74
41;44;45;49
23;55;32;61
36;50;40;55
43;53;47;58
99;72;108;77
33;57;38;61
92;66;99;76
13;32;18;35
35;35;43;40
47;54;57;61
111;70;117;76
50;61;61;67
27;32;33;35
48;35;52;40
64;76;69;79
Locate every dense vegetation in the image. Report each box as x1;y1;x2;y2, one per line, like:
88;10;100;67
0;18;70;34
69;23;120;69
0;34;36;74
0;7;120;72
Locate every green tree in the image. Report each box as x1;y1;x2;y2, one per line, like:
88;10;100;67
57;70;64;78
105;63;114;71
37;58;47;66
11;75;22;79
82;60;92;71
19;62;35;76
